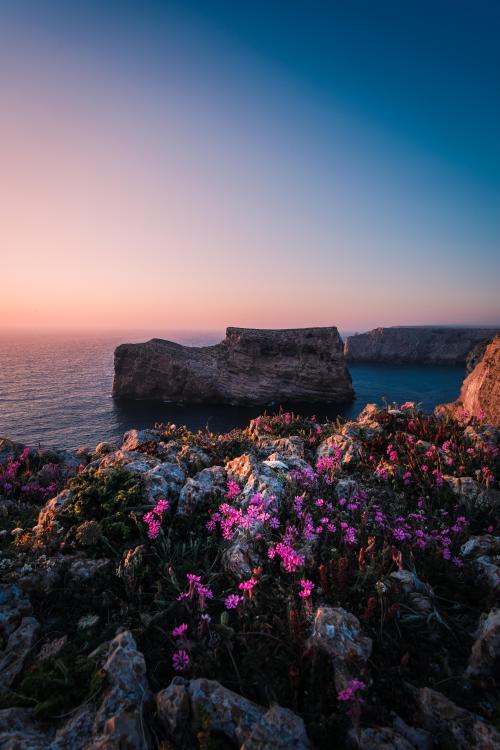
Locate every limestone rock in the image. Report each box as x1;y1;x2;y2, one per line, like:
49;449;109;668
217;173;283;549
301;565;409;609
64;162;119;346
121;428;162;452
466;608;500;679
226;453;284;500
437;335;500;426
461;536;500;589
177;466;227;515
345;326;498;364
307;606;372;691
0;584;33;639
243;704;311;749
156;677;310;749
351;727;415;750
443;476;500;512
412;686;500;749
113;327;354;405
0;616;39;689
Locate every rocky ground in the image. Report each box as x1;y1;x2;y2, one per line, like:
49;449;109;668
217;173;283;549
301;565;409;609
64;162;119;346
0;403;499;749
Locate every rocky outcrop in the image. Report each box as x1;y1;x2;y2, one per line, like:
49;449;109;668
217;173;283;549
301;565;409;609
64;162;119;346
113;327;354;405
344;326;498;364
437;336;500;426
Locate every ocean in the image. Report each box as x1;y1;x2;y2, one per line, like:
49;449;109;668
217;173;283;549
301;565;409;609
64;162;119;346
0;331;465;451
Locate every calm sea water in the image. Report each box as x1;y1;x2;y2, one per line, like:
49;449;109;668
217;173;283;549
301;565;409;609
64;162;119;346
0;331;465;450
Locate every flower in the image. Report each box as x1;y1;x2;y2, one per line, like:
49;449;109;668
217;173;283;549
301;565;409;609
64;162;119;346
172;623;188;637
225;594;242;609
337;679;366;702
172;649;190;672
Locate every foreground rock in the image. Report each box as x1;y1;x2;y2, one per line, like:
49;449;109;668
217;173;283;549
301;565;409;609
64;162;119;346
344;326;498;364
113;326;354;405
411;686;500;749
437;335;500;426
156;677;311;749
0;630;150;750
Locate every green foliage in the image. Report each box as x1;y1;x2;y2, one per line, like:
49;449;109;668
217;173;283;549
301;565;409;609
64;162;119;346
61;467;145;553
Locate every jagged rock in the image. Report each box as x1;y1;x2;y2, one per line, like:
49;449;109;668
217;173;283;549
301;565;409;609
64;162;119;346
113;326;354;405
391;716;434;750
222;539;259;578
350;727;415;750
316;431;362;467
439;335;500;426
461;536;500;589
94;442;116;456
466;609;500;679
412;686;500;749
443;476;500;512
177;466;227;515
463;424;499;450
67;557;111;582
243;704;311;749
177;445;212;472
345;327;499;364
95;451;185;504
226;454;284;499
36;488;73;530
257;436;305;460
90;630;151;749
0;707;54;749
461;535;500;558
121;429;162;452
156;677;310;749
0;616;39;689
307;607;372;691
156;678;191;744
0;584;33;639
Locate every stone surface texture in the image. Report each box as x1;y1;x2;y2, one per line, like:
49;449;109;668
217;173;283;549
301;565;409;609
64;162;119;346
344;326;498;364
113;326;354;405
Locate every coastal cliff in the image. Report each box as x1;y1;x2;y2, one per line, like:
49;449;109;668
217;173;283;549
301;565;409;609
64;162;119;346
344;326;499;364
437;335;500;426
113;326;354;405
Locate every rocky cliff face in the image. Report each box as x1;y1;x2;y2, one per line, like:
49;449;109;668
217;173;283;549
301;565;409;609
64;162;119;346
437;335;500;425
113;327;354;405
344;327;499;364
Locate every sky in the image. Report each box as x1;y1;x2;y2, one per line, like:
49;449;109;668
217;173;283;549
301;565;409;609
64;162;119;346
1;0;499;333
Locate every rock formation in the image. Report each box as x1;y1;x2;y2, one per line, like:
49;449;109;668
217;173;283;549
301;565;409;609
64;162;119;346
437;335;500;426
113;326;354;405
344;326;499;364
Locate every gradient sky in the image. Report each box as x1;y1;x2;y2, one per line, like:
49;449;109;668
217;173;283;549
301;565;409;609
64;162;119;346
1;0;499;332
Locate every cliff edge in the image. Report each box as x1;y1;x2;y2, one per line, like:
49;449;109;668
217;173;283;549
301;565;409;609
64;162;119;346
436;335;500;425
113;326;354;405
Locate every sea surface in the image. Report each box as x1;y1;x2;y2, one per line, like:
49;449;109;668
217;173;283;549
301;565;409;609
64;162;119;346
0;331;465;451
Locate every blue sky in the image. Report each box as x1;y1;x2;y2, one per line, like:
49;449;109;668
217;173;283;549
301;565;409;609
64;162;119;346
1;0;499;330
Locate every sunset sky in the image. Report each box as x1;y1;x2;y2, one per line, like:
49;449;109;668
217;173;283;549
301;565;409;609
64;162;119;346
1;0;499;333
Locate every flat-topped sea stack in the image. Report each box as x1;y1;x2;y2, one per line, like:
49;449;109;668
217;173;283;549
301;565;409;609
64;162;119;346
344;326;499;364
113;326;354;405
437;335;500;426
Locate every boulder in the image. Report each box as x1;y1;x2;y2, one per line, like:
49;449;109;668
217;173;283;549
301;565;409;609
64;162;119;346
443;476;500;512
113;327;354;405
412;686;500;749
466;608;500;679
0;616;39;689
226;453;284;500
155;677;310;749
307;606;372;691
121;428;162;452
177;466;227;515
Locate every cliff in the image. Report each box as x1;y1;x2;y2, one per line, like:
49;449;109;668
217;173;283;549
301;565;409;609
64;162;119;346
113;326;354;405
437;335;500;425
344;326;499;364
